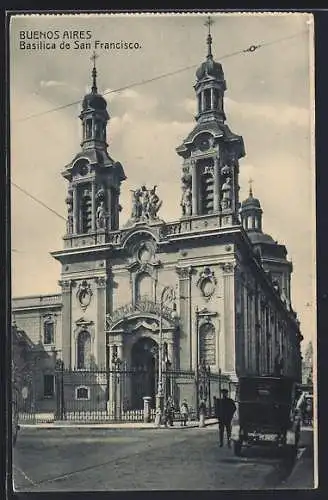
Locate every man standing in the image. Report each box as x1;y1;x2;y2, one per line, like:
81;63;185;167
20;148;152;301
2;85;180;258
216;389;236;448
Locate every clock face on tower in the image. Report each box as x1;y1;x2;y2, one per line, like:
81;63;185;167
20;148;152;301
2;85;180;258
74;159;89;176
194;134;213;152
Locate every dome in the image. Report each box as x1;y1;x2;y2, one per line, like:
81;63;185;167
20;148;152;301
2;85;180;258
196;56;225;81
247;231;276;245
241;189;261;209
82;91;107;111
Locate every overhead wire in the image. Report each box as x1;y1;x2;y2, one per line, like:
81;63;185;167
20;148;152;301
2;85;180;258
11;29;309;238
14;30;308;123
11;182;66;221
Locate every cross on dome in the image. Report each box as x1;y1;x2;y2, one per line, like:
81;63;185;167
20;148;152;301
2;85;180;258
90;50;99;94
248;177;254;197
204;15;214;58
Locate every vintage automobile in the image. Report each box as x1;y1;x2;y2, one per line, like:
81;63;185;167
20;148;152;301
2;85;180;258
231;376;301;457
296;391;313;426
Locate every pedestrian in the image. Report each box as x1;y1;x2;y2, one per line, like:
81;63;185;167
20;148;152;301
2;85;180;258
180;399;189;427
164;396;174;427
216;389;236;448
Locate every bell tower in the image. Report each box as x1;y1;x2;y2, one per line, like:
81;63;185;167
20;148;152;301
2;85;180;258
62;52;126;245
177;17;245;227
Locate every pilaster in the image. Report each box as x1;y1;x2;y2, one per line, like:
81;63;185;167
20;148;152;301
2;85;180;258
176;266;193;370
191;160;198;216
73;187;78;234
95;276;107;368
220;262;236;372
58;279;72;368
213;156;220;212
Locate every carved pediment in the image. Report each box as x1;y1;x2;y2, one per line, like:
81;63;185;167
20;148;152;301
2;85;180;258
106;298;178;332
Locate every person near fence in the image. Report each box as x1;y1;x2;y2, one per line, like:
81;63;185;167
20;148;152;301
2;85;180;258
180;399;189;427
164;396;175;427
216;389;236;448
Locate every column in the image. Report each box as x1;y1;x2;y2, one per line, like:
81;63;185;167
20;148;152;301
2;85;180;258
116;338;123;419
210;88;214;110
243;285;248;371
231;158;236;214
192;306;198;371
107;344;114;416
91;182;96;231
107;187;112;230
222;263;236;373
176;266;192;370
201;91;205;112
167;340;174;369
213;157;220;212
114;189;120;229
95;276;107;367
58;280;72;369
191;160;198;215
73;186;78;234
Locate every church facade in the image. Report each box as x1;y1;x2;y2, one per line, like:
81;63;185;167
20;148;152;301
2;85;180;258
12;30;302;415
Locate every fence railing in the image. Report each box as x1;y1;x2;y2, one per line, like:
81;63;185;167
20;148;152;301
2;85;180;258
16;367;231;424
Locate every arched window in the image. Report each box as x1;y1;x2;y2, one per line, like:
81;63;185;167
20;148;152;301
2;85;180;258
200;172;214;215
204;89;211;110
44;319;55;345
75;386;90;400
213;89;219;110
94;120;101;139
247;216;253;230
80;189;92;233
85;119;92;139
77;330;91;369
136;273;153;301
199;323;216;365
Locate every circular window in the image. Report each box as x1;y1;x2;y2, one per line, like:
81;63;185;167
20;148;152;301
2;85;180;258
201;278;215;298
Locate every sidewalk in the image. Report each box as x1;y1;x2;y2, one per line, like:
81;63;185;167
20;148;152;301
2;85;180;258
20;418;218;430
280;427;316;489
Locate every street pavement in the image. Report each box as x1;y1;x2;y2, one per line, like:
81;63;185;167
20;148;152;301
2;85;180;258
12;425;314;492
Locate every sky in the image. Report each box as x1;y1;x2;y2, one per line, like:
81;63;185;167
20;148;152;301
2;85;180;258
10;12;315;351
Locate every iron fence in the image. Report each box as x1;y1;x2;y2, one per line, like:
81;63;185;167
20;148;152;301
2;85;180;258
15;365;232;424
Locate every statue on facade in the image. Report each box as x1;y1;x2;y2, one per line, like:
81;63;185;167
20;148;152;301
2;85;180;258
221;176;232;210
149;185;162;218
141;185;151;219
130;185;162;222
65;190;73;234
96;200;107;229
181;186;192;216
131;188;143;219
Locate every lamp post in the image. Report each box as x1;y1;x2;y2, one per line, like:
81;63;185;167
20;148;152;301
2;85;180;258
155;286;176;427
112;346;121;421
195;306;200;420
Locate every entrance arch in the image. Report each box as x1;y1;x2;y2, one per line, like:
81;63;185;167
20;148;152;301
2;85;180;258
131;337;158;409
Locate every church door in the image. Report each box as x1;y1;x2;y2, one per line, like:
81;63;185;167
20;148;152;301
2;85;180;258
131;337;158;409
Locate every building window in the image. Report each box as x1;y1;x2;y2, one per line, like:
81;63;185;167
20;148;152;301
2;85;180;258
77;330;91;369
213;89;219;110
44;320;55;345
199;323;216;365
200;171;214;215
85;119;92;139
75;386;90;400
43;374;55;398
94;120;101;139
136;272;153;301
204;89;211;110
80;187;92;233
